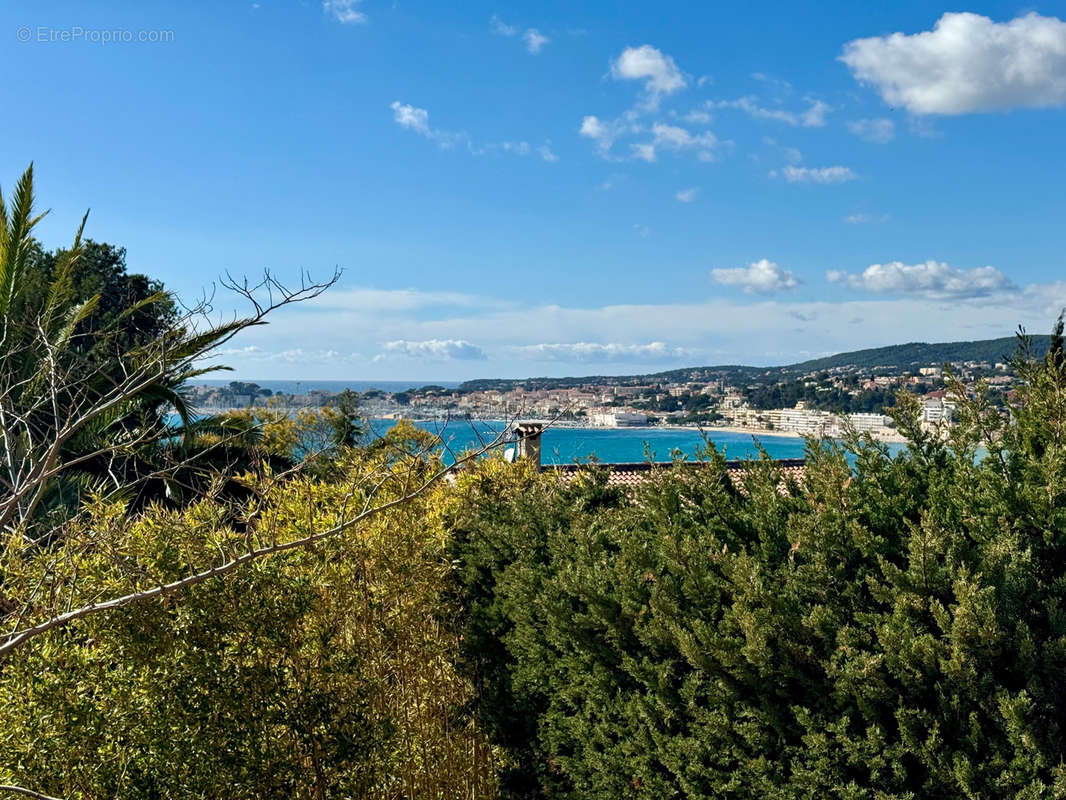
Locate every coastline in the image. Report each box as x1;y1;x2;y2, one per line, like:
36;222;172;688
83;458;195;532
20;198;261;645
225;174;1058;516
407;418;909;445
193;409;909;445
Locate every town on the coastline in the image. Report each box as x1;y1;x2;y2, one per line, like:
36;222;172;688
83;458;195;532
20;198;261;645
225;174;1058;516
188;355;1019;441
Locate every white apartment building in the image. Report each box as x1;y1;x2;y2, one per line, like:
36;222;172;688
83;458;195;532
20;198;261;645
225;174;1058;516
765;405;835;436
590;411;648;427
921;397;956;423
846;412;893;432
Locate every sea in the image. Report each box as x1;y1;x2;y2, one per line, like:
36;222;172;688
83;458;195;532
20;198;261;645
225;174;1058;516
364;419;908;465
189;381;908;464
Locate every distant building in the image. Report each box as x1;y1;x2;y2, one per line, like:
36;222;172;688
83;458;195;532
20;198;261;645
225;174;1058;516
591;411;648;427
765;404;835;436
847;412;893;433
921;397;955;423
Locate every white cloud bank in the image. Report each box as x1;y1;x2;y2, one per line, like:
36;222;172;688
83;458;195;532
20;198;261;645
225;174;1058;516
841;12;1066;114
711;259;799;294
827;260;1016;298
218;276;1066;379
382;339;487;360
777;166;857;184
512;341;690;362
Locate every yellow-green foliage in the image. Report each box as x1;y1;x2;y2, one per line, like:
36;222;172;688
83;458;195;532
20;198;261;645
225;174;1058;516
0;438;498;799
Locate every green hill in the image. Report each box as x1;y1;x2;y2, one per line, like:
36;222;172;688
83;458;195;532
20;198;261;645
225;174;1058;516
784;335;1049;373
456;334;1050;393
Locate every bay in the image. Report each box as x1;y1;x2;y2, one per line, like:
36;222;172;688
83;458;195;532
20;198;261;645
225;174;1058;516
365;419;908;465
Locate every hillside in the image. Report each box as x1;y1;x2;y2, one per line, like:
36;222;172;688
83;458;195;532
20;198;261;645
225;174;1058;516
783;335;1048;373
457;334;1050;392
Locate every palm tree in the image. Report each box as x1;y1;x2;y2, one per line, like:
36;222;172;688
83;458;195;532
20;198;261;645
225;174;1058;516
0;164;336;537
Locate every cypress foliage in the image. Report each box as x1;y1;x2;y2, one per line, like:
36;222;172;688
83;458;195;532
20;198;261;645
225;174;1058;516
447;324;1066;799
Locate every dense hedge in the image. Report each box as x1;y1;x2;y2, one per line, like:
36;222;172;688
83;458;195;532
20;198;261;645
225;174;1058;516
445;346;1066;799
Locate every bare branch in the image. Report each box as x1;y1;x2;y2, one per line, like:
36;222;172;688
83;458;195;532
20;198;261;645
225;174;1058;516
0;785;64;800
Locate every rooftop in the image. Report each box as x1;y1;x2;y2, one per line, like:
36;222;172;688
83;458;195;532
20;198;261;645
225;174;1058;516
543;458;806;490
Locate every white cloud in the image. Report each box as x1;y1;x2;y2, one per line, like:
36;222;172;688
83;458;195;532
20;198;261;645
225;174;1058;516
538;143;559;162
841;12;1066;114
492;16;550;55
323;0;366;24
524;28;550;53
827;260;1015;298
751;72;794;92
578;115;626;156
711;259;799;294
382;339;487;360
779;165;857;184
579;115;608;140
652;122;717;151
390;101;431;135
391;102;554;161
847;117;895;143
844;213;889;224
676;187;699;202
908;116;942;138
764;137;803;164
389;101;469;150
580;47;725;162
512;341;690;362
610;45;687;100
631;143;656;162
490;14;518;36
626;123;718;163
633;223;651;237
713;96;830;127
584;117;720;163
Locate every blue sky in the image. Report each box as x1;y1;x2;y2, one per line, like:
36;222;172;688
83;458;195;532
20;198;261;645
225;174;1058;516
4;1;1066;380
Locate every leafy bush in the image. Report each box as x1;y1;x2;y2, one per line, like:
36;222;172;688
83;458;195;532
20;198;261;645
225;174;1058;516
0;437;497;799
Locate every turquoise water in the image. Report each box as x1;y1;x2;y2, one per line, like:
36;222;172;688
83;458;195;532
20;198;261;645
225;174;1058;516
365;419;908;464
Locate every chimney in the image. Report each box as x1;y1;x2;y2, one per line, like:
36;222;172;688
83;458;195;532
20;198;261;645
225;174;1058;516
514;422;544;465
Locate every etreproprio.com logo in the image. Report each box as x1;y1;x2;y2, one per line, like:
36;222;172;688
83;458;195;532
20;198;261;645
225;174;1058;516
16;26;175;44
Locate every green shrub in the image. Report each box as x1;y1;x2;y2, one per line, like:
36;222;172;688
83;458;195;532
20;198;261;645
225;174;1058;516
446;333;1066;799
